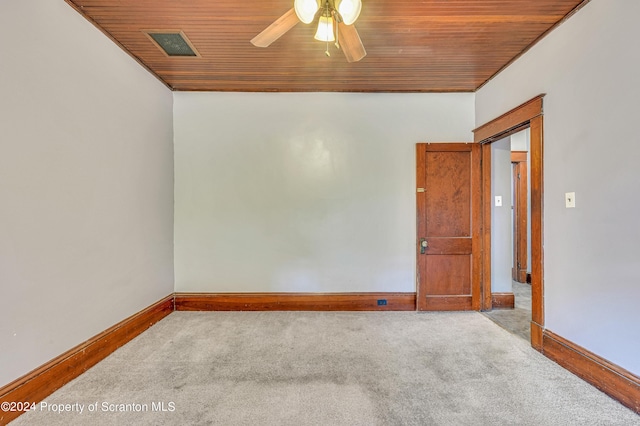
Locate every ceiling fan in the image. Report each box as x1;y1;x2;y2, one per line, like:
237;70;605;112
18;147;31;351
251;0;366;62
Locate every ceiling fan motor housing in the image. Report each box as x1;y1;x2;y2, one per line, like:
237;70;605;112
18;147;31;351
294;0;361;26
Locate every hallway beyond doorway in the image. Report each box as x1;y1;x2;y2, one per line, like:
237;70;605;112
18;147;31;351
483;281;531;340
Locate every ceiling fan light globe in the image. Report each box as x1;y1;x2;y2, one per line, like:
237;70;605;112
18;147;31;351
335;0;361;25
294;0;320;24
314;15;335;42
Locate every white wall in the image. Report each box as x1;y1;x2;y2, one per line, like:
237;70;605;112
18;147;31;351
476;0;640;375
174;92;474;293
491;138;512;293
0;1;174;386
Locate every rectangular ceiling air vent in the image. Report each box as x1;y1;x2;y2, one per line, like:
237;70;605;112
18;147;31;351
144;31;200;57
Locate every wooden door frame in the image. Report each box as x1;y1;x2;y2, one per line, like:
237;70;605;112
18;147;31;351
473;95;545;351
511;152;528;283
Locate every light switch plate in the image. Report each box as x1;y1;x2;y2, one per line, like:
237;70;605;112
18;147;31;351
565;192;576;208
495;196;502;207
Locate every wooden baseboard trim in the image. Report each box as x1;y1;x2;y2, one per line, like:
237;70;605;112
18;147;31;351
420;295;473;311
0;295;174;425
491;292;515;309
175;292;416;311
542;329;640;414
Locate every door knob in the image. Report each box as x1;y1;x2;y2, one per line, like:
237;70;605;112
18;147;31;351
420;238;428;254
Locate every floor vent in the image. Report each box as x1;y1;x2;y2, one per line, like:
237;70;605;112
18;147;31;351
144;31;200;57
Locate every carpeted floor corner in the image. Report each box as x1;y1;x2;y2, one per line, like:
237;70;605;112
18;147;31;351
11;311;640;425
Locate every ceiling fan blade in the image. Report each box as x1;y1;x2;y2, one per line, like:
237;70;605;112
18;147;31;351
251;8;300;48
338;22;366;62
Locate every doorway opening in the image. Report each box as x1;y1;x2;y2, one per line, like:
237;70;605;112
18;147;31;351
482;129;532;341
474;95;545;351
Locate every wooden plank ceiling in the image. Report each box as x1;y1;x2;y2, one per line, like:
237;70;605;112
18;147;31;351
66;0;586;92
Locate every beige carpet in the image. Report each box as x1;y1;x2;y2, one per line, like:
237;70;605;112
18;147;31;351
11;311;640;425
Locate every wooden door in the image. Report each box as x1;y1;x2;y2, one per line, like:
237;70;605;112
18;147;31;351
416;143;481;311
